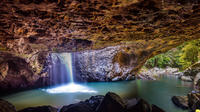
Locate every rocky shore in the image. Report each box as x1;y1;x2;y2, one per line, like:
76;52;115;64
138;66;199;83
0;92;165;112
138;67;181;80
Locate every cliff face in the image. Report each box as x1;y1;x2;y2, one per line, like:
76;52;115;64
0;0;200;92
74;46;134;82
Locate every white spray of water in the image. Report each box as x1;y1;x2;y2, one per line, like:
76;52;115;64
44;53;97;94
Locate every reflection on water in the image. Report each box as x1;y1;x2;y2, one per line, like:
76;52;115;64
1;75;193;112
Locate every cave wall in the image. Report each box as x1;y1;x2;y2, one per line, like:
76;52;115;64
74;46;134;82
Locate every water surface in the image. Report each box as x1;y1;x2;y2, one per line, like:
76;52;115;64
1;75;193;112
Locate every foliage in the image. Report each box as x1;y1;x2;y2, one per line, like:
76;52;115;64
145;39;200;70
145;53;173;68
179;43;199;69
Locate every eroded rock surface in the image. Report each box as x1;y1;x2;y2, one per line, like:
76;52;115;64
74;46;134;81
0;52;49;94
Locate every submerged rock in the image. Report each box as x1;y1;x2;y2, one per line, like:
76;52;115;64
0;99;16;112
171;96;189;109
18;106;58;112
96;92;126;112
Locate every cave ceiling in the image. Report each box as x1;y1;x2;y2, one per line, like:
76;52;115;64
0;0;200;73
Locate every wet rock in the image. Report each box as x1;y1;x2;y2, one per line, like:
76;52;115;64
171;96;188;109
126;98;138;108
60;102;93;112
96;92;126;112
85;95;104;111
126;98;152;112
0;99;16;112
18;105;58;112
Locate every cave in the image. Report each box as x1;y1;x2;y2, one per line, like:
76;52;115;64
0;0;200;112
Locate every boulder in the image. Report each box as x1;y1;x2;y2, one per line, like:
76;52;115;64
126;98;152;112
96;92;126;112
60;102;93;112
171;96;188;109
152;104;165;112
85;95;104;111
0;99;16;112
18;105;58;112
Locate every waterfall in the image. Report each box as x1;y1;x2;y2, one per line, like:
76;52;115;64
46;52;97;94
50;53;74;85
59;53;74;83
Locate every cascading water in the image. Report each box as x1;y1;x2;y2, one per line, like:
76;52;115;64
49;53;74;84
58;53;74;83
44;52;97;94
